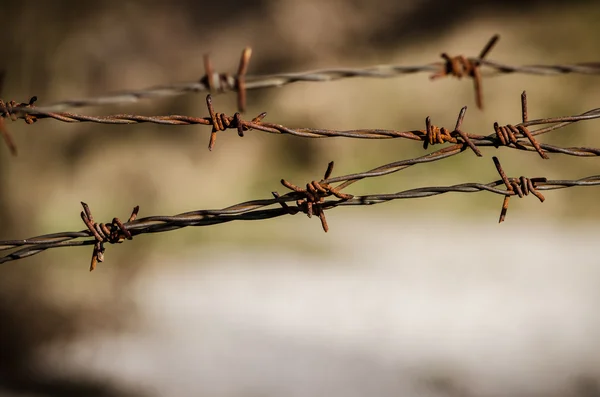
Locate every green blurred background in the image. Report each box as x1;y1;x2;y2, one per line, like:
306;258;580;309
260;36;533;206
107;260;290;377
0;0;599;396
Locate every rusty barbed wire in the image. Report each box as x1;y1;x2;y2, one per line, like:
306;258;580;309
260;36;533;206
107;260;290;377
18;35;600;115
4;91;600;155
0;35;597;268
0;156;597;269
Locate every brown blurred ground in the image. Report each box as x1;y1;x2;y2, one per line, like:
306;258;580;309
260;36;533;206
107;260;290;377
0;0;599;396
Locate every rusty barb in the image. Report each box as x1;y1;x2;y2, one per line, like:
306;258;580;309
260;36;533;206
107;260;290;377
0;95;38;155
205;95;266;150
0;66;39;155
493;91;548;159
430;35;500;110
278;161;354;232
491;157;545;223
0;156;598;268
4;91;600;157
201;47;252;112
80;202;139;271
19;35;600;115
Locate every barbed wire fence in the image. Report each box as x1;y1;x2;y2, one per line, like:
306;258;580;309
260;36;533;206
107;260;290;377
0;35;598;270
20;35;600;116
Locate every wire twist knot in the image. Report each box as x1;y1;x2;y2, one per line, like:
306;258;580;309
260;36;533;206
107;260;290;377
438;54;478;79
80;202;139;271
201;48;252;113
506;175;546;200
423;107;482;156
430;35;499;109
0;96;39;124
0;96;39;156
493;122;548;159
205;94;266;150
492;157;546;223
424;119;454;146
278;162;353;232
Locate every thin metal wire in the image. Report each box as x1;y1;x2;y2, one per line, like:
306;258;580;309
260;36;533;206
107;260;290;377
478;60;600;75
5;91;600;155
0;156;597;269
0;34;597;268
0;90;596;266
21;35;600;114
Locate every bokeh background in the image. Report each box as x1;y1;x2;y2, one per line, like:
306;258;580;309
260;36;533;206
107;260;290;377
1;1;600;396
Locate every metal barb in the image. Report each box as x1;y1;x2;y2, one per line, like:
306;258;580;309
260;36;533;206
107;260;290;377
204;94;265;150
79;202;139;271
430;35;500;109
0;96;38;155
201;47;251;113
492;157;546;223
236;47;252;112
521;91;528;123
280;161;353;232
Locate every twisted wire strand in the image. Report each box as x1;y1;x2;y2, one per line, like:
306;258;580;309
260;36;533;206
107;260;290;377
6;92;600;157
0;156;598;268
336;175;600;203
21;34;600;114
30;61;600;113
478;60;600;75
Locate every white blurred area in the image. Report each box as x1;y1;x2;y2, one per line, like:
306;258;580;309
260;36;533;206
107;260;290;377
45;215;600;397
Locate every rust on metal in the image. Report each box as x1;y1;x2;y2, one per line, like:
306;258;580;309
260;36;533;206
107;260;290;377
4;93;599;158
22;35;600;114
80;202;139;271
280;161;353;232
430;35;500;109
423;106;482;156
0;157;596;267
205;94;266;150
492;92;548;159
492;157;546;223
0;94;39;155
236;47;252;112
201;47;252;113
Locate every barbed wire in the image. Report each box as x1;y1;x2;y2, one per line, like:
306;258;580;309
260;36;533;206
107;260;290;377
0;156;597;270
0;35;598;269
20;35;600;116
3;91;599;156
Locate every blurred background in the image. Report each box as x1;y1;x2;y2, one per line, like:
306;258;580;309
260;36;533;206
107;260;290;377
1;0;600;396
